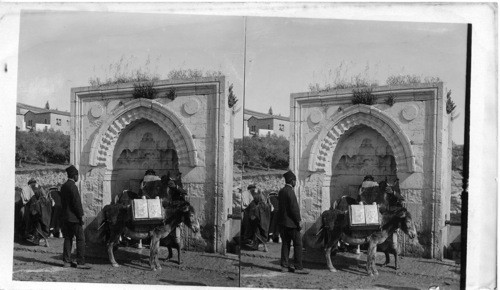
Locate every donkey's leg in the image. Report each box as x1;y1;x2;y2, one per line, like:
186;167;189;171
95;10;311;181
324;239;338;272
379;241;390;267
392;232;399;270
383;250;391;267
166;245;173;260
107;236;120;268
391;246;399;270
176;242;181;265
149;230;162;271
366;241;378;276
325;247;337;272
149;225;173;270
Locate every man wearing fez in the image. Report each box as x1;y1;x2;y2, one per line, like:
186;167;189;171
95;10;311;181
277;170;308;274
60;165;90;269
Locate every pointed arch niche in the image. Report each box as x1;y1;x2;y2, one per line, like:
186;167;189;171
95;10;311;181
308;105;415;176
307;104;417;208
89;99;198;169
87;99;198;205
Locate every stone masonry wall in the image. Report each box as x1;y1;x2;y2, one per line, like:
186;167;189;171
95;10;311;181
15;169;67;190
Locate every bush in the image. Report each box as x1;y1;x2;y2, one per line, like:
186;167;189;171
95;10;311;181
308;61;379;92
235;135;289;170
132;82;157;99
446;90;456;114
452;143;463;172
386;74;441;86
89;55;160;87
16;129;70;166
352;88;376;105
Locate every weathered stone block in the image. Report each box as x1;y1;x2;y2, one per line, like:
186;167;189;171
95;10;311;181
402;189;423;204
303;198;312;213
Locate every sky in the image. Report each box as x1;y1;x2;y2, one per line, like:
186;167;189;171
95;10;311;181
244;17;467;144
17;11;246;135
17;12;467;143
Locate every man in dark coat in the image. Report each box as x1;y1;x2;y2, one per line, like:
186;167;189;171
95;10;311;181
60;165;90;269
277;170;308;274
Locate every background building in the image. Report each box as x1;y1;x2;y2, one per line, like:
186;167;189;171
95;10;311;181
244;108;290;138
17;103;70;134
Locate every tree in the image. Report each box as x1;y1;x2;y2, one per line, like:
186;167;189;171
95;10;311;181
16;131;38;166
234;135;289;170
45;101;50;110
452;142;463;172
268;107;273;115
16;129;70;166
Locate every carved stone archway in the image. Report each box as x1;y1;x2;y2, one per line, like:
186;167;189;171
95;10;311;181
89;99;198;170
308;104;415;176
291;84;453;259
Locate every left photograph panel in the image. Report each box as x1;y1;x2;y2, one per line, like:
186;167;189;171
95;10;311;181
14;10;244;287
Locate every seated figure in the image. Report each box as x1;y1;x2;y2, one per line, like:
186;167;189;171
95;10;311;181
358;175;379;205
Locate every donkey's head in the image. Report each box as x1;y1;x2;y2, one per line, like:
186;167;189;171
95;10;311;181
173;202;200;234
396;208;417;239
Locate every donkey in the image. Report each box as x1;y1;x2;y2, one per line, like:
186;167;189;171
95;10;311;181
149;201;199;270
365;208;416;275
100;200;199;268
321;199;417;276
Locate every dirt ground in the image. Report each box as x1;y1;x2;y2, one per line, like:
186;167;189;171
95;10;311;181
11;236;461;289
240;242;461;289
12;237;239;287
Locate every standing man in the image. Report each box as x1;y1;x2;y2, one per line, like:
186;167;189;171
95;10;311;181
19;178;36;239
277;171;308;274
60;165;90;269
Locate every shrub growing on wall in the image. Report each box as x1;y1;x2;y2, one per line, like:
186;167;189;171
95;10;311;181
132;82;157;99
352;88;376;105
386;74;441;86
446;90;456;114
228;84;238;109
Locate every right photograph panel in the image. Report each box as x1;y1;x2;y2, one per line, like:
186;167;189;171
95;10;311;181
238;17;467;289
